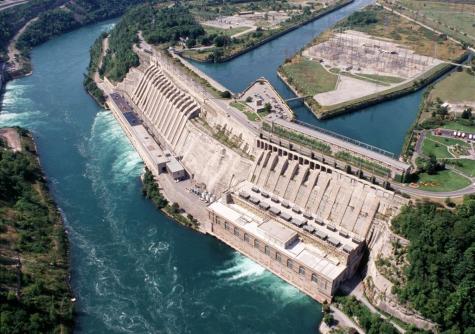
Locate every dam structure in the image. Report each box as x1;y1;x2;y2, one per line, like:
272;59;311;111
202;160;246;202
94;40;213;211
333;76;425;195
106;51;409;303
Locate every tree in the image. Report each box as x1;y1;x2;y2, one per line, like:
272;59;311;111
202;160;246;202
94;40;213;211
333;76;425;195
263;102;272;113
220;90;231;98
391;200;475;332
185;38;196;49
323;312;334;326
170;202;180;214
461;107;472;119
426;154;438;175
214;35;230;47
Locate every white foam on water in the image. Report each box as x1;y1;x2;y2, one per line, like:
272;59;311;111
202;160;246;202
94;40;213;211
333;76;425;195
0;110;44;128
215;252;307;305
148;241;170;256
87;111;143;185
1;82;34;107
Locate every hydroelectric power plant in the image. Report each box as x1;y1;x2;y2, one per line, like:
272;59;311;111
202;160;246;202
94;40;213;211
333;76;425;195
106;41;411;303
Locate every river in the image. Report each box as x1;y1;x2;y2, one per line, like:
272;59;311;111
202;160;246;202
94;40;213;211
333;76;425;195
0;0;424;332
192;0;425;155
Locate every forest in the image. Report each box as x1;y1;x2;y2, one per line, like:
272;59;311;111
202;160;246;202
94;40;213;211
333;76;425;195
84;32;108;105
0;0;63;58
100;4;204;82
0;128;74;333
391;199;475;333
5;0;150;58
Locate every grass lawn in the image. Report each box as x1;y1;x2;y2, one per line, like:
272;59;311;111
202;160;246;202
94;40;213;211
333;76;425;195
357;73;405;84
341;72;391;86
417;169;471;192
281;56;338;96
203;25;251;37
230;101;246;111
442;120;475;133
422;136;452;159
427;133;470;148
449;159;475;178
230;101;263;122
399;0;475;43
430;71;475;104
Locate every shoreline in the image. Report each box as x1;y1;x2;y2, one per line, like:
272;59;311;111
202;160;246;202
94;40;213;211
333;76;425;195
180;0;355;64
278;51;470;120
0;127;75;332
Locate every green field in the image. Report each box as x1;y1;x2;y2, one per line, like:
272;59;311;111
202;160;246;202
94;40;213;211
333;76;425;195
357;73;405;84
442;120;475;133
422;134;470;158
230;101;267;122
427;133;470;148
203;25;251;37
416;169;471;192
281;57;338;96
422;137;452;158
449;159;475;178
398;0;475;44
429;71;475;104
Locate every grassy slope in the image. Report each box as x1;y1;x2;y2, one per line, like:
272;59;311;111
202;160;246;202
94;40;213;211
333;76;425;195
450;159;475;178
281;56;338;96
416;169;471;192
429;70;475;103
398;0;475;43
421;136;452;158
442;120;475;133
203;25;250;37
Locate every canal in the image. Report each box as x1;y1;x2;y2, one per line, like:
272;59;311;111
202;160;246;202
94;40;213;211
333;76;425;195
192;0;425;155
0;0;425;332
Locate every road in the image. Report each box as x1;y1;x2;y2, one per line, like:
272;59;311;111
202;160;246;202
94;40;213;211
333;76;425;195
0;0;29;11
7;16;38;73
377;1;475;53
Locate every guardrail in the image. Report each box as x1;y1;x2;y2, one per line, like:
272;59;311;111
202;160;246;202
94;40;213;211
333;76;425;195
292;120;396;159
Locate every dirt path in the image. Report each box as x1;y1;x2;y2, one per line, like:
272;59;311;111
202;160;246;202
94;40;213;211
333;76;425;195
93;36;109;83
7;16;38;74
0;127;22;152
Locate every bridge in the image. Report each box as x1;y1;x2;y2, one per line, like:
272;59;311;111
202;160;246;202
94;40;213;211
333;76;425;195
285;95;311;102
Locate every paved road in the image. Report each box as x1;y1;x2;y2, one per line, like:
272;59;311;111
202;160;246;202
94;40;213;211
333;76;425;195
0;0;29;11
340;276;406;333
393;181;475;199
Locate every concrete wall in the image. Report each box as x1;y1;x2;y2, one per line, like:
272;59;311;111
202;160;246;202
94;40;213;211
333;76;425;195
119;61;253;196
249;142;407;240
176;122;253;194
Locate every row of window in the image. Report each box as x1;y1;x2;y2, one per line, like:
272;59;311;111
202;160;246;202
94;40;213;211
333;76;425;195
223;220;319;284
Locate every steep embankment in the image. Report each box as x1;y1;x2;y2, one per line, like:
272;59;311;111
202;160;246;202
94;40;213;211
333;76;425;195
0;127;74;333
1;0;149;79
371;201;475;333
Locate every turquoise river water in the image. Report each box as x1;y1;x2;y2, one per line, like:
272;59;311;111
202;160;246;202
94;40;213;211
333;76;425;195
0;0;425;332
